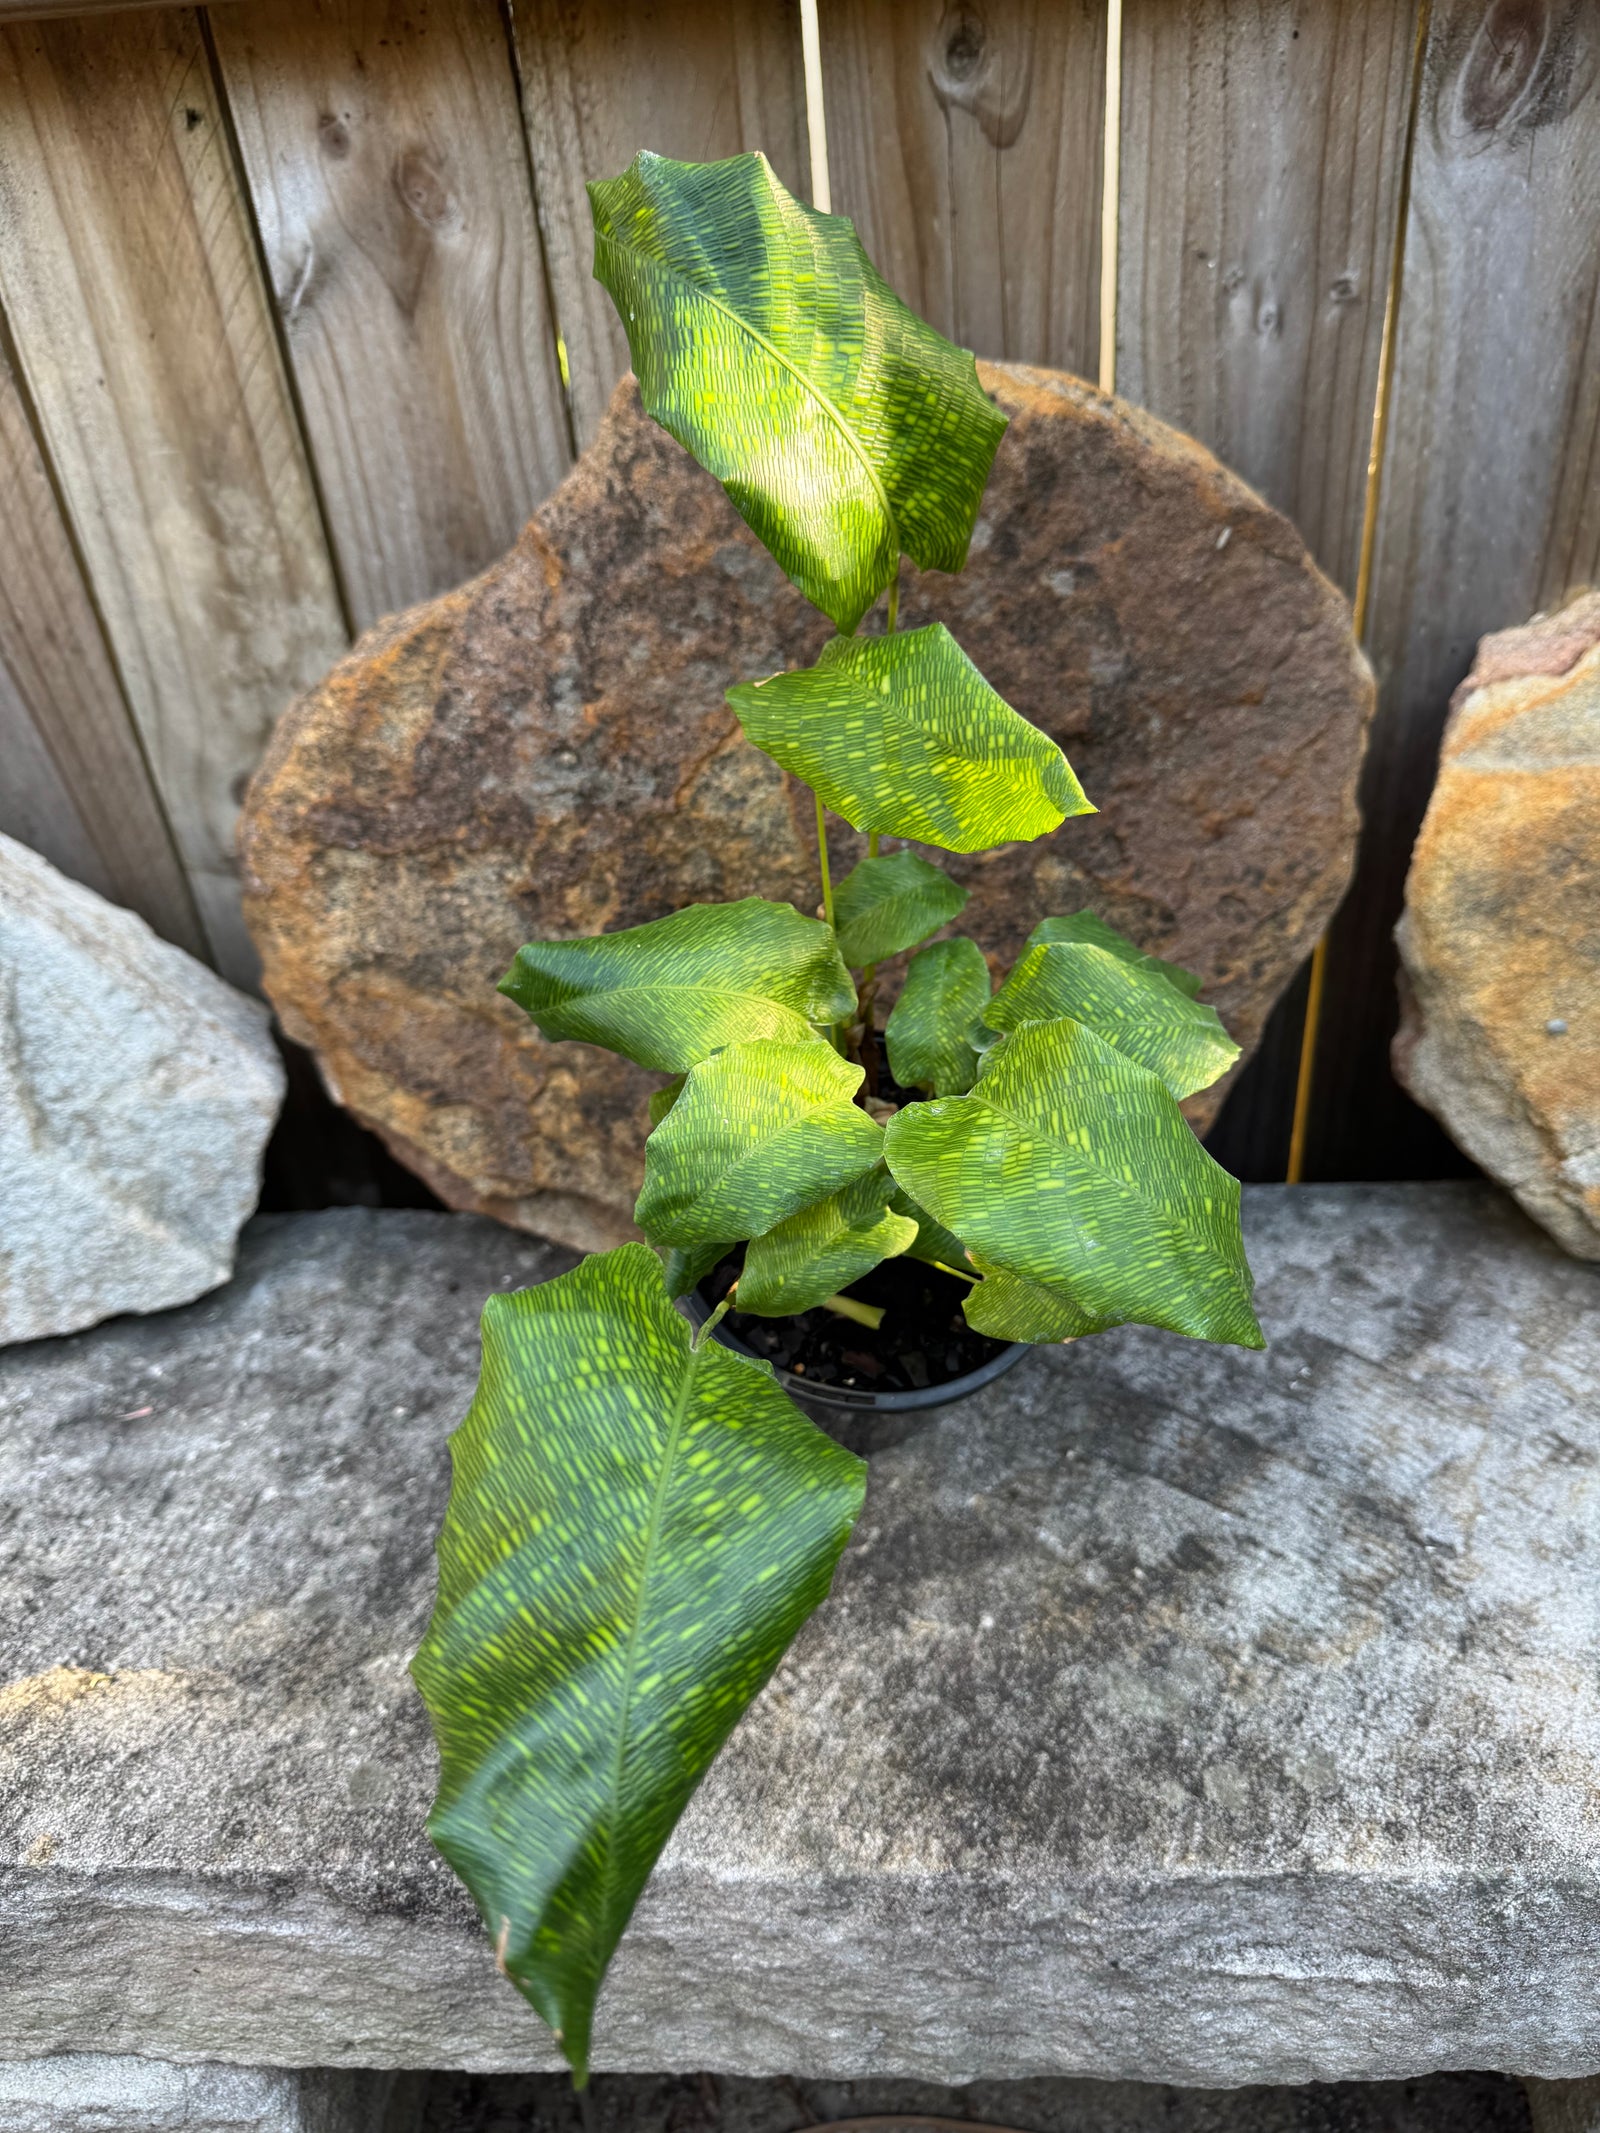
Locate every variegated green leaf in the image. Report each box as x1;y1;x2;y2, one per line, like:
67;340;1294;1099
737;1169;918;1316
832;849;968;969
983;942;1239;1098
882;1018;1263;1347
887;1184;974;1275
885;935;992;1096
728;626;1090;854
1027;909;1203;997
661;1236;730;1301
413;1245;864;2084
647;1078;685;1128
961;1258;1100;1343
499;899;854;1074
635;1037;883;1249
589;151;1005;633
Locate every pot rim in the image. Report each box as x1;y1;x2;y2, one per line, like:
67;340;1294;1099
684;1288;1031;1412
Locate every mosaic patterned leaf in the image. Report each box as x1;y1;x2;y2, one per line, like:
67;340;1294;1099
727;626;1090;853
499;900;855;1074
1027;909;1203;997
635;1037;884;1250
832;849;968;969
961;1258;1100;1342
413;1245;865;2084
737;1168;918;1316
661;1236;730;1301
983;942;1238;1098
884;935;992;1096
882;1018;1263;1347
590;150;1006;632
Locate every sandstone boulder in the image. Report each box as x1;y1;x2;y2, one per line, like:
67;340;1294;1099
0;834;284;1344
1395;591;1600;1259
241;366;1372;1252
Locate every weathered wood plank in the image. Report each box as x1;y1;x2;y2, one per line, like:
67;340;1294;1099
0;320;202;953
0;9;346;982
511;0;810;447
1305;0;1600;1181
1116;0;1419;1179
212;0;572;631
1118;0;1417;600
818;0;1106;377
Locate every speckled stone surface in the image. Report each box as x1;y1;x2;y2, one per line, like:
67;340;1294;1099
1;1189;1596;2082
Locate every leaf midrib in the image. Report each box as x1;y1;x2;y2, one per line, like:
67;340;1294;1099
603;230;900;563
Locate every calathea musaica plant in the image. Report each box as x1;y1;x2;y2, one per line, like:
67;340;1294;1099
413;149;1264;2081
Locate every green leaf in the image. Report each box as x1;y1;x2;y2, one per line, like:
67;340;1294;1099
589;150;1006;633
885;935;992;1095
727;625;1090;854
660;1237;729;1301
647;1078;685;1128
961;1260;1099;1343
983;942;1239;1099
737;1169;918;1316
882;1018;1263;1348
413;1245;865;2083
886;1184;974;1276
499;899;855;1074
832;849;968;969
1027;909;1203;998
635;1038;884;1249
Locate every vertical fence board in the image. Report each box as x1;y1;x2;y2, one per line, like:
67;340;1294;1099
1305;0;1600;1180
0;326;202;950
212;0;573;631
819;0;1106;377
1116;0;1418;1179
1118;0;1416;607
0;9;346;983
510;0;810;448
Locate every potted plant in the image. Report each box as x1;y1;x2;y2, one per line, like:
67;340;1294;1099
412;149;1262;2085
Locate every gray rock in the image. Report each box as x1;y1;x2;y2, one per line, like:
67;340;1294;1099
0;2055;406;2132
1;1189;1597;2085
0;835;284;1344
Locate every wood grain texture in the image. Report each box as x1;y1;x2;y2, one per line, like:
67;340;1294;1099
818;0;1106;377
1306;0;1600;1180
212;0;573;631
0;323;203;951
0;9;346;982
1118;0;1417;597
510;0;810;446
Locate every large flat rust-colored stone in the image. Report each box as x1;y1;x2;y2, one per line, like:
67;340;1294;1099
240;366;1371;1249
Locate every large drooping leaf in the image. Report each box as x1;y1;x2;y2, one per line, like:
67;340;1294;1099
728;626;1090;854
589;151;1006;633
661;1236;731;1302
1028;909;1203;997
737;1169;918;1316
961;1259;1098;1343
635;1037;883;1249
413;1245;864;2084
884;935;992;1096
882;1018;1263;1347
832;849;968;969
983;942;1239;1099
500;900;855;1074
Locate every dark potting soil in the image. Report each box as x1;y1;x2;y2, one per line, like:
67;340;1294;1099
698;1248;1010;1394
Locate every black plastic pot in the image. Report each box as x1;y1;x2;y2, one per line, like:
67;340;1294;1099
685;1287;1030;1415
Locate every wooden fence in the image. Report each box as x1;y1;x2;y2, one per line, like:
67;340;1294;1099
1;0;1596;1189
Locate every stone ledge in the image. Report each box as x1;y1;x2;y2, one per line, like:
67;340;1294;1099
1;1189;1597;2084
0;2055;404;2132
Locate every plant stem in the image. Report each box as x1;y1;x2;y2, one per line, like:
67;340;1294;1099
932;1258;978;1286
691;1290;736;1350
813;788;835;929
868;829;879;858
823;1292;884;1330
